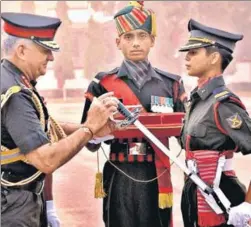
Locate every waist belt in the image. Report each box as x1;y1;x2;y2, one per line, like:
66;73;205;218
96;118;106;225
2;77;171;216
109;153;154;163
1;179;44;195
186;150;234;174
185;149;235;226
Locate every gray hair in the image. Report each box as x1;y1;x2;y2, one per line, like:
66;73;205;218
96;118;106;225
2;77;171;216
2;35;33;56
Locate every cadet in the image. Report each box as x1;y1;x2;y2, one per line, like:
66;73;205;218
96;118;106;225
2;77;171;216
81;1;186;227
1;12;119;227
179;19;251;227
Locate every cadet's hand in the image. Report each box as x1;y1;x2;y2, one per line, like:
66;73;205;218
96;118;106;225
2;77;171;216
46;200;60;227
227;202;251;227
85;92;118;135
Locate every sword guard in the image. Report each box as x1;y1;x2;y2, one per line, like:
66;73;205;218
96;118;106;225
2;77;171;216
110;103;141;127
117;106;141;127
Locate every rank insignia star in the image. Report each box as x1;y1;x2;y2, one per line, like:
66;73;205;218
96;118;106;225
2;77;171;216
226;113;243;129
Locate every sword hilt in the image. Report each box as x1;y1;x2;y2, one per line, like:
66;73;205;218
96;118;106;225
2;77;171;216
117;102;140;126
118;102;133;118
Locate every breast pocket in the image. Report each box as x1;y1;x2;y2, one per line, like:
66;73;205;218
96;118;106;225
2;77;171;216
190;123;207;138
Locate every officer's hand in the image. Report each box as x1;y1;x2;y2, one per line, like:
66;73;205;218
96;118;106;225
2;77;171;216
94;119;124;138
85;92;118;135
227;202;251;227
46;200;60;227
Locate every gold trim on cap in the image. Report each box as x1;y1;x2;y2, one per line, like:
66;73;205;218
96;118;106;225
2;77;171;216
40;41;59;49
180;42;204;49
189;37;215;44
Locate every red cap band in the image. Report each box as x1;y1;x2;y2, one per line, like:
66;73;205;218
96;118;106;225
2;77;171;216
3;22;55;39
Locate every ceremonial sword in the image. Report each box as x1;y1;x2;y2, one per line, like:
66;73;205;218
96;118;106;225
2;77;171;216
117;101;232;215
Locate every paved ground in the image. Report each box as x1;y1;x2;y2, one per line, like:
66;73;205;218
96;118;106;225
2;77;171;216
47;96;251;227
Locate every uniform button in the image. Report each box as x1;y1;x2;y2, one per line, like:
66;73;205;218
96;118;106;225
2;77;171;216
3;190;8;195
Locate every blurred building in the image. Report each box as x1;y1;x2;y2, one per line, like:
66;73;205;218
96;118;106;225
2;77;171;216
1;1;251;97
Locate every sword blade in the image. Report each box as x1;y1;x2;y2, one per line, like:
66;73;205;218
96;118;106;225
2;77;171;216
133;120;209;192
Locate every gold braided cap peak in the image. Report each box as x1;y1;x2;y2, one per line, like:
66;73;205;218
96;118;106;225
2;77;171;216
189;37;215;44
40;41;59;49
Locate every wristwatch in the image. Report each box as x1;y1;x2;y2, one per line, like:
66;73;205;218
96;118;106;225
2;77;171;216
80;126;94;138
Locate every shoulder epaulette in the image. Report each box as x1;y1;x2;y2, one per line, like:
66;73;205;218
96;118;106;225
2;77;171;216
213;87;233;102
92;67;119;84
213;87;246;110
1;86;21;109
154;68;181;81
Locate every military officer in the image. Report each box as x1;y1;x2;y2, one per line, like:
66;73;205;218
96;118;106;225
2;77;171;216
179;19;251;227
1;12;119;227
81;1;186;227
